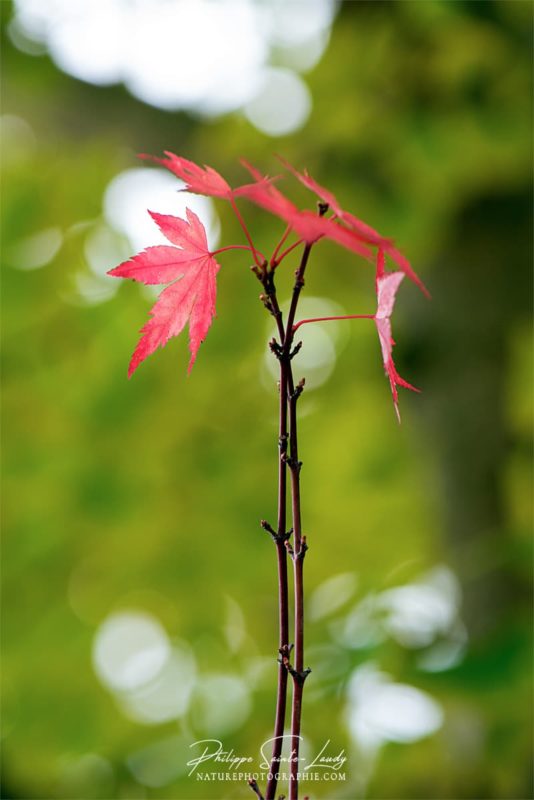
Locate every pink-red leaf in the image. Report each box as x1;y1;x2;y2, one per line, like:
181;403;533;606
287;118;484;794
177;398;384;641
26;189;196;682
149;209;209;250
108;207;220;376
108;245;198;285
373;262;419;422
139;152;232;198
235;161;373;259
278;157;429;297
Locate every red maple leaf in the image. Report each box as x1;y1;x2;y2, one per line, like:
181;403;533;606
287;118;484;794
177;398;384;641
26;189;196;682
373;250;419;421
108;208;220;376
278;157;429;297
139;151;232;198
235;161;374;261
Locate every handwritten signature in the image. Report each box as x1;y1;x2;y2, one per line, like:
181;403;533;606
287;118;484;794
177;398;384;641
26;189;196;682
187;737;347;776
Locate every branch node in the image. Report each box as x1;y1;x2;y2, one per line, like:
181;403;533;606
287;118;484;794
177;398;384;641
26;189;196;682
296;535;308;559
263;269;275;292
269;338;283;360
289;341;303;360
278;433;288;452
293;271;305;290
262;520;293;546
248;778;265;800
290;378;305;399
259;292;274;314
278;643;294;668
290;666;312;685
260;519;276;539
281;647;311;683
318;201;329;216
285;455;302;473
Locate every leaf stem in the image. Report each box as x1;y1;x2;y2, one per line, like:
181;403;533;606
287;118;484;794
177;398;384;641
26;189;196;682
274;238;304;267
270;225;292;267
292;313;374;332
229;196;263;267
211;244;263;257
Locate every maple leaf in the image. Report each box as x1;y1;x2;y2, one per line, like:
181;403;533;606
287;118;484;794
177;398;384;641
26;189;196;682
278;157;429;297
139;151;232;198
373;250;419;422
235;161;299;228
108;208;220;376
235;161;374;261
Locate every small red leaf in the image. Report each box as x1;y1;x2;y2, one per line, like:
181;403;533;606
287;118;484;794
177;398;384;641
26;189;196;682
376;268;404;319
235;162;373;258
277;156;343;216
373;260;419;422
235;164;298;229
278;158;429;297
139;152;232;198
108;207;220;376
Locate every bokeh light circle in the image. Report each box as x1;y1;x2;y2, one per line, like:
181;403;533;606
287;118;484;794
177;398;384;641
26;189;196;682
92;610;171;692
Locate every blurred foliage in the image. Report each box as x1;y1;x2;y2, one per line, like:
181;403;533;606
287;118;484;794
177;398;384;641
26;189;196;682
1;2;532;799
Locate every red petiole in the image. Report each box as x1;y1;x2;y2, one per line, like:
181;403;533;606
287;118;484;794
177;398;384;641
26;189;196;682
292;313;374;332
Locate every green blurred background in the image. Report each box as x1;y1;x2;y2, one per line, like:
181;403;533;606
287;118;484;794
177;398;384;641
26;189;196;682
2;1;532;798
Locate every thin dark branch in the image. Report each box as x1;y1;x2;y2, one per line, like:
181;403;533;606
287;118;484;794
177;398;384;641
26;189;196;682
283;244;312;349
287;370;310;800
248;778;265;800
280;225;326;799
255;265;291;800
288;382;304;552
256;232;322;800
